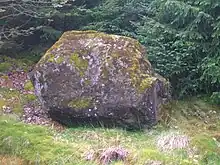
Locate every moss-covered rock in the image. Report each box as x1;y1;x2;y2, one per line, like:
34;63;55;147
30;30;169;129
68;97;92;110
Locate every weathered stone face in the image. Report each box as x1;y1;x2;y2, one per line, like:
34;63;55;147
30;30;169;129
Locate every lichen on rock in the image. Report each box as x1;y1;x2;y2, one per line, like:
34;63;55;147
30;30;169;129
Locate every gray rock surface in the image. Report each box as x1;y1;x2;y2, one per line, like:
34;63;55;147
30;30;169;128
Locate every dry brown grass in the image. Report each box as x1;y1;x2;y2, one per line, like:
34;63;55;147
156;132;190;152
85;146;129;165
0;155;31;165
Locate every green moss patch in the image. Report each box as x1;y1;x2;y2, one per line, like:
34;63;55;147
24;94;37;102
138;77;155;92
56;56;65;64
68;97;92;109
46;53;55;63
24;81;34;91
70;52;89;77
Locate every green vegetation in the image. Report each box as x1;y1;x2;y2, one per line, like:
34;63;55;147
0;72;219;164
2;0;219;102
138;77;155;93
24;94;37;102
1;0;220;164
0;56;35;72
0;62;12;72
24;81;34;91
0;116;91;165
0;98;220;164
0;87;36;116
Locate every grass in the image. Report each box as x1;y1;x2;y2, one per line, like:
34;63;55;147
0;115;197;165
0;96;219;165
0;87;36;116
0;86;220;164
0;116;93;165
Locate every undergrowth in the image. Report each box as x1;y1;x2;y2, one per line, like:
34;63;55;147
0;87;36;116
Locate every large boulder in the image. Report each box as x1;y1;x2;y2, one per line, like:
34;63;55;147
30;30;169;129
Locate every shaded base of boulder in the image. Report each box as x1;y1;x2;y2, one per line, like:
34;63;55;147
48;108;157;130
